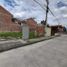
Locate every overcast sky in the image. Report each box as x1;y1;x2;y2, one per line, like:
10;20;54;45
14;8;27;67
0;0;67;26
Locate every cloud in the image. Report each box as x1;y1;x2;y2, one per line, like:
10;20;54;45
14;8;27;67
49;0;67;26
0;0;67;26
10;0;46;22
0;0;46;23
63;15;67;18
59;6;66;10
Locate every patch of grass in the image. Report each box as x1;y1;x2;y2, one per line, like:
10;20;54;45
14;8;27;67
29;32;37;39
0;32;37;39
0;32;22;39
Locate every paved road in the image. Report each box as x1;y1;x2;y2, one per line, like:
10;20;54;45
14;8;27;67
0;35;67;67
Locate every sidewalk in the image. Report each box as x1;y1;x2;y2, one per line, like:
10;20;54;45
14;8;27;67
0;35;60;52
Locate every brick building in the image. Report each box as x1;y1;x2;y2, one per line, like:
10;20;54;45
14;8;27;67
36;24;45;37
23;18;37;32
13;18;45;37
13;18;37;32
0;6;21;32
23;19;45;37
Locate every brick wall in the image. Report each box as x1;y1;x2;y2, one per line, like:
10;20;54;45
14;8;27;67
0;6;21;32
36;24;45;37
22;18;37;32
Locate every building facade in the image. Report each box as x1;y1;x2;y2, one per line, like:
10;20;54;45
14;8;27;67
0;6;21;32
36;24;45;37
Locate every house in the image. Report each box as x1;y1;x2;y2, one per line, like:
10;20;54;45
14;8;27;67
22;18;37;32
12;18;45;37
12;18;37;32
50;25;63;36
0;6;21;32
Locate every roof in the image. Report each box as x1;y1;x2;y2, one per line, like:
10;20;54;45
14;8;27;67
50;25;62;27
0;5;12;16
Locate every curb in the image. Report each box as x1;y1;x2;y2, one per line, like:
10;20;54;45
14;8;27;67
0;35;60;53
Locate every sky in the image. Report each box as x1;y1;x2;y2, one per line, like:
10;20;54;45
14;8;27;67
0;0;67;26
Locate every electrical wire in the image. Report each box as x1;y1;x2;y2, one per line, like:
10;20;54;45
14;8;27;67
33;0;60;24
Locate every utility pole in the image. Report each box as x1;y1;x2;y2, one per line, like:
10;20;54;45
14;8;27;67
45;0;49;26
33;0;50;36
33;0;49;26
44;0;50;36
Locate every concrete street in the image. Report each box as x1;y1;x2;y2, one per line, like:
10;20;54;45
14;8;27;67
0;34;67;67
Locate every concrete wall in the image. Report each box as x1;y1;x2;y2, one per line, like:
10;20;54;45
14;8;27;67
45;27;51;36
22;24;29;40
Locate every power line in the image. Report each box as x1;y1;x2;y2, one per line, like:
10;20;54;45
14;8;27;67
33;0;46;11
33;0;60;24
